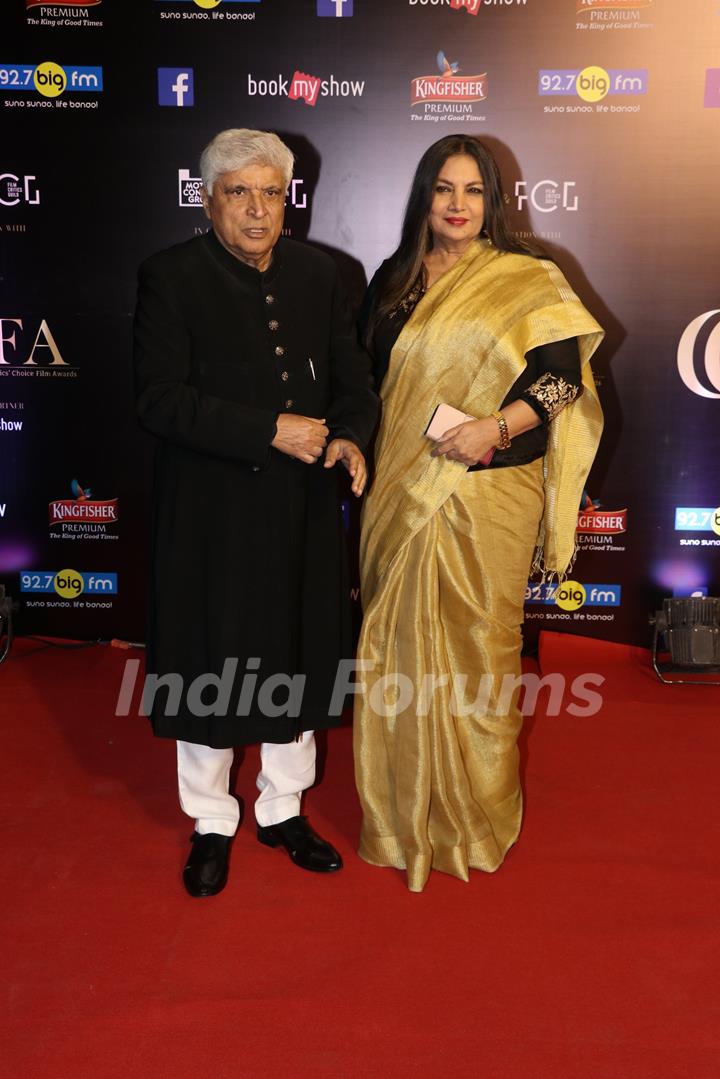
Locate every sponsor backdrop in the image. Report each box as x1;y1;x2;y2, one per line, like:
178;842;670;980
1;0;719;647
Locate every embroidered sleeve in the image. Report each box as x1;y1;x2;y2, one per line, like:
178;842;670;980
522;372;579;422
389;274;426;318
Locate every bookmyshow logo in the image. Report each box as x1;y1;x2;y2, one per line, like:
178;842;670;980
409;0;528;12
247;71;365;107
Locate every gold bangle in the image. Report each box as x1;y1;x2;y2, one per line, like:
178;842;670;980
492;410;511;450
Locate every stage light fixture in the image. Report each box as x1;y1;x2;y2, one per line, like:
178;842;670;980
650;596;720;685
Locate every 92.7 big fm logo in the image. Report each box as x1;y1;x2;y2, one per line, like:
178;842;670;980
0;62;103;108
20;569;117;598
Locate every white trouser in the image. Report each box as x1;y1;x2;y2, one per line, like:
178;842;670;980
176;733;316;835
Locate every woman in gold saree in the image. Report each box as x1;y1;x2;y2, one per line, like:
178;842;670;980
354;136;604;892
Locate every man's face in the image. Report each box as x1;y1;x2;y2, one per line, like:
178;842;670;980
202;164;287;271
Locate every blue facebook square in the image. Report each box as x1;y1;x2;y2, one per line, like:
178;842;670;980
317;0;353;16
158;68;194;108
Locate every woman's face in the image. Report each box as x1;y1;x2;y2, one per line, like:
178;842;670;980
427;153;485;252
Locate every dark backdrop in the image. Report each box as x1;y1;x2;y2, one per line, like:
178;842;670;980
2;0;719;646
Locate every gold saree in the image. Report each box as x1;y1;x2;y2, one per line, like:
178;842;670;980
354;240;604;892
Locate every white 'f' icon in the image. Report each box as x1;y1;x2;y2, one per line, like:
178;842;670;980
677;311;720;398
172;72;190;107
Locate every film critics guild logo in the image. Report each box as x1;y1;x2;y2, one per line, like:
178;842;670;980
0;173;40;207
49;479;119;542
155;0;261;22
677;311;720;399
576;0;654;33
0;318;78;379
515;180;578;213
577;490;627;552
25;0;103;29
411;50;487;124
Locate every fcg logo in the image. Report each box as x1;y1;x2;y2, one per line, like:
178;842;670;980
677;311;720;399
515;180;578;213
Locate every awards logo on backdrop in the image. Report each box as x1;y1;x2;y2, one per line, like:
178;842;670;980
1;0;719;645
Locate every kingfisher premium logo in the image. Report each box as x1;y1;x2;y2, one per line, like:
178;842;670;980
576;0;654;33
25;0;103;29
49;479;119;542
411;51;487;124
576;491;627;553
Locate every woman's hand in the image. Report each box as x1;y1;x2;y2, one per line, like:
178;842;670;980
431;418;499;467
324;438;368;496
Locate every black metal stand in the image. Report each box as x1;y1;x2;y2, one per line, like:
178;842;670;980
650;598;720;686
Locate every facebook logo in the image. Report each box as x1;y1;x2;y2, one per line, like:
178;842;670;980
157;68;194;108
317;0;353;15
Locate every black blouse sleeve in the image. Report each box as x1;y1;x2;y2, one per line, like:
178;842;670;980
517;337;582;423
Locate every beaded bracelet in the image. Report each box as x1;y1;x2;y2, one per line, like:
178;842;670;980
492;410;511;450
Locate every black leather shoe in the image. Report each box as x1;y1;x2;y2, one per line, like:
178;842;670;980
183;832;232;897
257;816;343;873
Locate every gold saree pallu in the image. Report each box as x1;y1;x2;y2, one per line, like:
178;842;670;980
354;240;604;892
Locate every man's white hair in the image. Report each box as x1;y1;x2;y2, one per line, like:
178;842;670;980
199;129;294;194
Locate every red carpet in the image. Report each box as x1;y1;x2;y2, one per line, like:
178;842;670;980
2;633;719;1078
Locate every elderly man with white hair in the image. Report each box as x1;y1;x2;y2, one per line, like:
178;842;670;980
134;129;378;896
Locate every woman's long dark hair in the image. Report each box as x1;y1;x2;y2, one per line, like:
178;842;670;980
365;136;540;345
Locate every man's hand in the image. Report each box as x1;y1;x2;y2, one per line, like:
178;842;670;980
431;418;499;467
323;438;367;497
272;414;329;464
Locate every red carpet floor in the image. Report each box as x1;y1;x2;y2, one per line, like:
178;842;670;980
2;633;719;1078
